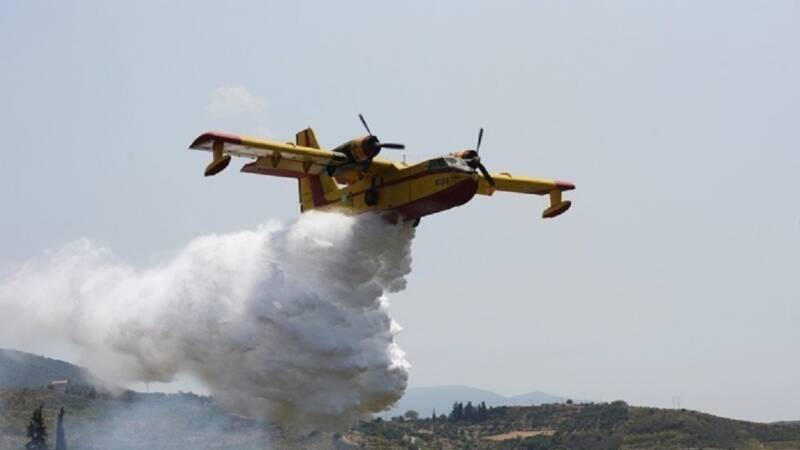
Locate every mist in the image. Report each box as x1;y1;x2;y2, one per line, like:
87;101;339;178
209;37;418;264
0;211;414;429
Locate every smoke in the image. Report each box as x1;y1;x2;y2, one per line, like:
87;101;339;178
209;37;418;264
0;212;414;429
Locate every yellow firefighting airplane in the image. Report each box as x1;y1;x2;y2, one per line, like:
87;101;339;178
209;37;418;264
189;115;574;225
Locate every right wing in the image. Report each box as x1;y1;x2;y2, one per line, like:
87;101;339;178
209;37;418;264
476;172;576;219
189;130;346;178
189;130;397;178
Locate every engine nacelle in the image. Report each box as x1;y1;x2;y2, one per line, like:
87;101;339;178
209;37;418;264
450;149;478;160
331;136;381;162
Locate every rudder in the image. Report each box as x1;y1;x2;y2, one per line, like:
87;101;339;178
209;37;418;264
295;128;340;211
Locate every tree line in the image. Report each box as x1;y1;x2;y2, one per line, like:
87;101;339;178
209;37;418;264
448;400;489;422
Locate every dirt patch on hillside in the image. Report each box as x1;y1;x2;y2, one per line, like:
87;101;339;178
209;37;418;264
483;429;555;441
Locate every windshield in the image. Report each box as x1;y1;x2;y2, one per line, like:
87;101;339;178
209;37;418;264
427;157;471;171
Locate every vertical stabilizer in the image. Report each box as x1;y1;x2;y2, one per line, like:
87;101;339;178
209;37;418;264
295;128;340;211
295;128;321;149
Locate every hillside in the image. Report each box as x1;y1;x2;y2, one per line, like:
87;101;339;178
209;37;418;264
3;387;800;449
0;387;281;450
383;385;568;418
0;349;104;389
355;402;800;449
3;350;800;449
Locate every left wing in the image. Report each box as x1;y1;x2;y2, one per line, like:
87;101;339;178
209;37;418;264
476;172;575;219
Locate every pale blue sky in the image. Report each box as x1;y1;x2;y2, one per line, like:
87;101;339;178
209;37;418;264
2;1;799;422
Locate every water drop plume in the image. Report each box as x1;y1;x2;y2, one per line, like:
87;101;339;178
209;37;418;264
0;212;414;429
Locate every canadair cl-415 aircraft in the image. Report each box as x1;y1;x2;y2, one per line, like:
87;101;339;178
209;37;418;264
189;115;574;225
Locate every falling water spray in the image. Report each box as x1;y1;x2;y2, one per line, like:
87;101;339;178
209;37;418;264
0;212;414;429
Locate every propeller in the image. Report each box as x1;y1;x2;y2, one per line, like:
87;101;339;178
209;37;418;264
470;127;495;186
359;114;405;151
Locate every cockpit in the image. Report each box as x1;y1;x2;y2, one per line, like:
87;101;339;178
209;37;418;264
426;157;474;172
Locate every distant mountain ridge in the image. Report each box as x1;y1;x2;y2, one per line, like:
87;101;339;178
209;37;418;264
383;384;575;418
0;348;104;388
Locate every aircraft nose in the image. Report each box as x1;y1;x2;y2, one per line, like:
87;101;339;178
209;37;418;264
455;170;479;183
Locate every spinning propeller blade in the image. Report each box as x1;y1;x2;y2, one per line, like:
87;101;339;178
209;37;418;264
357;113;405;152
477;163;494;186
358;113;373;136
473;127;494;186
380;143;405;150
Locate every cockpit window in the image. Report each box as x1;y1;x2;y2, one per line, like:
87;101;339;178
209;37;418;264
427;157;473;171
427;158;449;170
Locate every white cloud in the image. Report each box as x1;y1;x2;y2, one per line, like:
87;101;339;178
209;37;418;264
204;85;266;116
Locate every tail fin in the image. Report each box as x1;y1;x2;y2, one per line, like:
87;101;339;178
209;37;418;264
295;128;340;211
295;127;321;149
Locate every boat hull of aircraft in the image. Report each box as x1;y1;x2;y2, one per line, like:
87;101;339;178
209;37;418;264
394;175;478;220
242;151;481;220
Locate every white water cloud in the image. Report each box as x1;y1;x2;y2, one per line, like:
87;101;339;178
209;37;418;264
0;212;415;429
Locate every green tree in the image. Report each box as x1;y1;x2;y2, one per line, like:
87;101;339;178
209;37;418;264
478;401;488;421
404;410;420;420
464;401;475;421
450;402;464;421
26;405;47;450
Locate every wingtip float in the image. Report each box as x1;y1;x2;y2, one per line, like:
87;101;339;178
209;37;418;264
188;115;575;225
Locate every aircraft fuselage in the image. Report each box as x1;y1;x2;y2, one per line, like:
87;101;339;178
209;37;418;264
296;157;481;220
